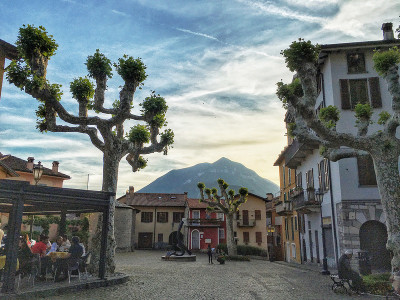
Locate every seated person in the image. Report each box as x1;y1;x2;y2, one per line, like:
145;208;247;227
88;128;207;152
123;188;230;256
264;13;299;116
17;237;34;276
59;235;71;252
54;236;83;281
31;235;51;279
48;236;63;254
31;235;49;257
338;250;365;292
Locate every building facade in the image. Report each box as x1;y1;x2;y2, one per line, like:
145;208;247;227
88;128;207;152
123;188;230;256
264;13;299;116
275;24;399;271
118;187;187;249
235;193;269;251
184;198;226;251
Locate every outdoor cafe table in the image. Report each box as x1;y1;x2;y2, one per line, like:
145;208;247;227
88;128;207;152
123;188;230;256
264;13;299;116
48;251;69;262
0;255;19;270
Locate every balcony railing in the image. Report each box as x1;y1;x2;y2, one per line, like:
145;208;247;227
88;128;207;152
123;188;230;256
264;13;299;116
275;201;293;216
236;218;256;227
290;190;320;214
186;218;223;227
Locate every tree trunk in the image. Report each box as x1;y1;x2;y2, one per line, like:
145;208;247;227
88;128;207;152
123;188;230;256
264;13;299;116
371;150;400;274
89;151;120;275
226;213;237;256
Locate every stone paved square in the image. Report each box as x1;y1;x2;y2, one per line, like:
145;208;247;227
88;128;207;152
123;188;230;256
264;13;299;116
37;250;372;300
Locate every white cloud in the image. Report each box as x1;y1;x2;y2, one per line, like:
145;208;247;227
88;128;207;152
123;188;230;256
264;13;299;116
283;0;339;9
175;28;219;41
111;9;129;17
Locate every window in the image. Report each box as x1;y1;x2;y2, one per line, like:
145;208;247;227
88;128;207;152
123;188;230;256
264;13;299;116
141;212;153;223
255;210;261;220
173;212;184;223
288;168;291;185
357;155;377;186
340;77;382;109
256;232;262;244
296;172;302;188
216;212;224;221
305;169;314;200
347;53;366;74
285;218;289;240
158;233;163;242
243;232;250;243
294;216;298;231
219;228;225;239
157;212;168;223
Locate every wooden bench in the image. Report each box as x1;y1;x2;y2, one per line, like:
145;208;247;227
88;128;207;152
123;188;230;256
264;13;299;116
330;274;353;295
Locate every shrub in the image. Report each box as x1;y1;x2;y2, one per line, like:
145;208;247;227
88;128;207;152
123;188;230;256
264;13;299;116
226;255;250;261
217;243;228;254
237;245;268;257
363;273;392;295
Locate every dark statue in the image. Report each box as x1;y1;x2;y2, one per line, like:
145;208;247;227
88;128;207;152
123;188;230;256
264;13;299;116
168;220;192;256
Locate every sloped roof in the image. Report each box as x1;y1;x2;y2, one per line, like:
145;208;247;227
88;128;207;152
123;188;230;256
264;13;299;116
0;154;70;179
186;198;209;209
119;192;187;207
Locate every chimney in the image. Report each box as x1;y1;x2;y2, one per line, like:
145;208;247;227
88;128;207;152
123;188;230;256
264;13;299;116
382;23;394;40
266;193;273;200
27;157;34;170
52;161;59;173
129;186;134;195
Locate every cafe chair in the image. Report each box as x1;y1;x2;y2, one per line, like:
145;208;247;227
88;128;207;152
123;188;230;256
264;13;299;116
80;252;91;278
67;258;81;284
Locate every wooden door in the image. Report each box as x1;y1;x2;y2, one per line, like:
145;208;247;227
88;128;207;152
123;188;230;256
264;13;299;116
138;232;153;249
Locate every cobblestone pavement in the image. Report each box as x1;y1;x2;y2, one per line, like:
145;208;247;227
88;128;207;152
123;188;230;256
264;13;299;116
40;250;372;300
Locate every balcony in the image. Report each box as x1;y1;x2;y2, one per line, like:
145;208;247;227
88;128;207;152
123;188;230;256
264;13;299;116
275;201;293;216
290;190;320;214
186;218;223;227
284;139;320;169
236;218;256;227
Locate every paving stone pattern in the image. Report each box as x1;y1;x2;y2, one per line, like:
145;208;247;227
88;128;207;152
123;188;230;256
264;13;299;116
38;251;370;300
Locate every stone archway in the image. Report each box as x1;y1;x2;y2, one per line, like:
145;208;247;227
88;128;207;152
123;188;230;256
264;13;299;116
359;220;391;271
169;231;183;246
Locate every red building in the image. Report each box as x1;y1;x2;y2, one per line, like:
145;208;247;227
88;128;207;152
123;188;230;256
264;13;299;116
185;198;226;251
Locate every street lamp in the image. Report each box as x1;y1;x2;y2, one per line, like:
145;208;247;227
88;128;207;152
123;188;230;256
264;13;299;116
32;161;44;185
315;188;330;275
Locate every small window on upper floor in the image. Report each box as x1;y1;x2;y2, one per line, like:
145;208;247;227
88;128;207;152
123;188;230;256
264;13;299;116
347;53;366;74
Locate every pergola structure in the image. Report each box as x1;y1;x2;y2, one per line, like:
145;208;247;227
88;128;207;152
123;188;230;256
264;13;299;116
0;179;113;294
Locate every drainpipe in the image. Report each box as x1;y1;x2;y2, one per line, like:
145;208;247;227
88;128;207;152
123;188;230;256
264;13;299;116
321;71;339;263
153;207;157;248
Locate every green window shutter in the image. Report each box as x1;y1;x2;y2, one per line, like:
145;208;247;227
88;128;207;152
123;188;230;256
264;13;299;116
369;77;382;108
340;79;351;109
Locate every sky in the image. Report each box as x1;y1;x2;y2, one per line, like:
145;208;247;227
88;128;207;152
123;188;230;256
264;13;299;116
0;0;399;197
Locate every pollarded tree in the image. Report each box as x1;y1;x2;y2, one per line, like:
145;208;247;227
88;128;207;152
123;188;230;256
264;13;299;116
6;25;174;273
277;39;400;274
197;179;248;255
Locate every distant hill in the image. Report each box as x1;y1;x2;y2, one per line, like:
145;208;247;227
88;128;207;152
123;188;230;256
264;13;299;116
138;157;279;198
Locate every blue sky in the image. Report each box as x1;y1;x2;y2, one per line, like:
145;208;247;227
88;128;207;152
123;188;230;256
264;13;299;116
0;0;399;197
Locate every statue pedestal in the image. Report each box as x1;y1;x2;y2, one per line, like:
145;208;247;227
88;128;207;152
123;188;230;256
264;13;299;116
161;254;196;262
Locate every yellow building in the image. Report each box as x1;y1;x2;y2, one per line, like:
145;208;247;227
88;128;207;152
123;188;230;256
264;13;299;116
118;187;187;249
234;193;268;250
274;120;302;263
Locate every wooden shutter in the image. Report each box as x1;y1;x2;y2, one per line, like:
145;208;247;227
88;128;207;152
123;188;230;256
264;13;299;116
369;77;382;108
340;79;351;109
318;161;324;190
357;155;377;186
324;158;330;191
243;232;249;243
255;210;261;220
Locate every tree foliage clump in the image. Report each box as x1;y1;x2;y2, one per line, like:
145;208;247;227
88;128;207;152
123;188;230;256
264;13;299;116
373;47;400;76
319;106;340;129
280;39;320;72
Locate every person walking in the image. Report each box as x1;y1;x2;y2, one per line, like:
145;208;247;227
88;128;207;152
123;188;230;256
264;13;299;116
207;244;213;264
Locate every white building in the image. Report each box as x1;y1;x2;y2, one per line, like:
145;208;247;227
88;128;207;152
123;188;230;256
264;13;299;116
282;23;399;271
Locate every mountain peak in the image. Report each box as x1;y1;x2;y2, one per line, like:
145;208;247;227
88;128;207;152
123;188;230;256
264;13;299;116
138;158;279;198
